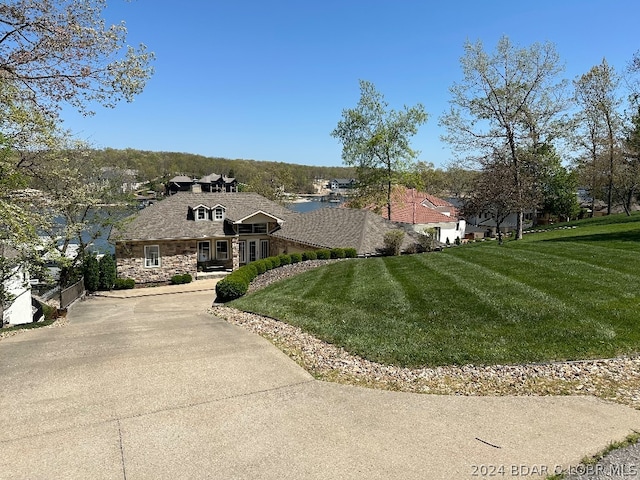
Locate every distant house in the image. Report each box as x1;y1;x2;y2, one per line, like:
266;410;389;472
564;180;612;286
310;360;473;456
464;210;534;236
329;178;356;190
111;192;417;284
166;173;238;195
1;245;37;326
366;187;465;244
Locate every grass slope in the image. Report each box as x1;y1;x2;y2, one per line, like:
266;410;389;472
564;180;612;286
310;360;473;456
231;214;640;367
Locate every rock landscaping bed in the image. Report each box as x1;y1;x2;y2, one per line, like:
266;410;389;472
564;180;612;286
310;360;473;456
0;314;68;341
211;260;640;410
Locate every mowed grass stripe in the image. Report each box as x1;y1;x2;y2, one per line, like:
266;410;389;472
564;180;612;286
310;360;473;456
440;247;629;351
446;243;637;306
513;240;640;278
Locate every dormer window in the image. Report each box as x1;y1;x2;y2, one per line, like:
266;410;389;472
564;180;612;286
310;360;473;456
213;207;225;221
196;206;208;221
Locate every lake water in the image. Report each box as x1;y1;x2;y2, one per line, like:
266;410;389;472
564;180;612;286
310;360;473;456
286;198;344;213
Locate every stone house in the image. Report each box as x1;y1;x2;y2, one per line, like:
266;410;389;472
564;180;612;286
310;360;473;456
111;192;420;285
166;173;238;195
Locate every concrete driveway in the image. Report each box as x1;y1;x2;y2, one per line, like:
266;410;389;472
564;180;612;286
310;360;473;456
1;284;639;479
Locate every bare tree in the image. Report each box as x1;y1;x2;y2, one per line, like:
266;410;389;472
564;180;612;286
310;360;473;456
573;59;623;215
440;36;568;239
463;159;536;244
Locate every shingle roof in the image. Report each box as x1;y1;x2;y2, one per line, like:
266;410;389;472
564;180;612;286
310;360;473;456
272;207;418;255
168;175;195;184
111;192;298;241
197;173;221;183
374;187;459;225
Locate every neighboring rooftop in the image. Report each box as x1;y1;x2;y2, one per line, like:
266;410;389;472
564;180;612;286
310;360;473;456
273;207;418;255
370;187;460;225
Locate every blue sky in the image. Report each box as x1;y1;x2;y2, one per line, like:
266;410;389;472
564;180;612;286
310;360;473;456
60;0;640;168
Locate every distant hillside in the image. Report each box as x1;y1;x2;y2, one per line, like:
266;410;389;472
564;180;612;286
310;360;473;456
91;148;355;194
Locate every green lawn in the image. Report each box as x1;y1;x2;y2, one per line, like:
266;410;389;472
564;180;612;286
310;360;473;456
231;214;640;367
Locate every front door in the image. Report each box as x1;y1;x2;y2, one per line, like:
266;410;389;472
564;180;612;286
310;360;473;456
198;241;211;262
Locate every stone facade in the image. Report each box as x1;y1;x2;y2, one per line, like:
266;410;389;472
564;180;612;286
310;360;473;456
116;240;198;284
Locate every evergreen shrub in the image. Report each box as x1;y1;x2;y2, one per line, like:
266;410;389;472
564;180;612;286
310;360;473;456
170;273;193;284
98;254;117;290
315;249;331;260
83;253;100;292
344;248;357;258
302;251;317;261
278;254;291;265
114;278;136;289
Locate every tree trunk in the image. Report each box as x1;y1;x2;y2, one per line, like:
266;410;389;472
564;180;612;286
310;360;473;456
387;179;392;221
606;113;615;216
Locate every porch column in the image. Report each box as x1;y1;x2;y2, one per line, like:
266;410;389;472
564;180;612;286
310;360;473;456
232;237;239;270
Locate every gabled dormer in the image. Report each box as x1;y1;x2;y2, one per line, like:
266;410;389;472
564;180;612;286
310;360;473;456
188;204;226;221
211;204;226;221
233;210;284;234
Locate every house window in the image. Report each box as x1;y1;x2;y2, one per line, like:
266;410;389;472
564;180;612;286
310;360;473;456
216;240;229;260
260;240;269;259
196;207;208;221
239;240;246;264
144;245;160;268
238;223;268;234
213;207;225;221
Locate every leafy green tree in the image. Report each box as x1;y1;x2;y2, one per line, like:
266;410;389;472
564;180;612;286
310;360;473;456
541;162;580;221
332;80;428;219
440;36;568;239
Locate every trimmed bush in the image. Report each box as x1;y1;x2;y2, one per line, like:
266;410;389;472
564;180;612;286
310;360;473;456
98;254;117;290
289;252;302;263
330;248;346;259
278;254;291;265
302;250;317;261
242;263;259;280
252;259;267;274
113;278;135;289
170;273;193;284
344;248;357;258
316;249;331;260
269;255;281;268
384;230;405;256
215;273;249;302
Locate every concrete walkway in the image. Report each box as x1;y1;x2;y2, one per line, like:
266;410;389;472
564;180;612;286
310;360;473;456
1;283;639;479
